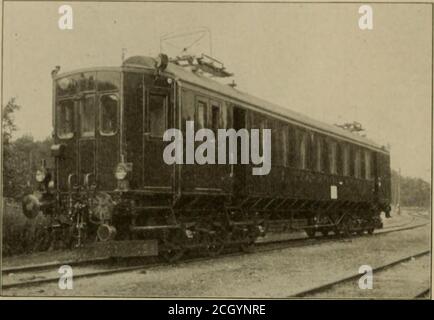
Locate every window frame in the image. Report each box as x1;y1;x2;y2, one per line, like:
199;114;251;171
147;91;168;138
354;148;362;179
99;93;119;137
79;94;96;139
210;100;221;134
298;130;308;170
57;98;76;140
195;97;208;131
342;143;351;176
328;139;338;175
364;149;373;180
316;135;323;172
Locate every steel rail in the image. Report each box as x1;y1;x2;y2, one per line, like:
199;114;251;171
2;221;429;291
291;250;430;298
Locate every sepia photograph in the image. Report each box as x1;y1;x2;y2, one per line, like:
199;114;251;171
0;0;432;302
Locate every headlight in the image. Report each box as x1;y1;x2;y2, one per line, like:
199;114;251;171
48;180;55;189
115;163;128;180
35;170;46;182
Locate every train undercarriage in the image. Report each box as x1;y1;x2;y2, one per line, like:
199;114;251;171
23;188;386;262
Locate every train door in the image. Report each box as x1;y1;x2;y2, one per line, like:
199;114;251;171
96;92;120;190
78;94;96;186
232;106;247;196
56;98;78;191
143;87;173;189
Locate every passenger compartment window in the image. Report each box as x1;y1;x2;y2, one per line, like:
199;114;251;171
211;102;220;133
80;96;95;137
342;144;350;176
328;140;337;174
148;93;167;137
196;100;207;130
354;149;362;178
299;131;307;170
57;99;75;139
364;150;372;180
316;137;322;172
100;94;118;135
221;103;228;129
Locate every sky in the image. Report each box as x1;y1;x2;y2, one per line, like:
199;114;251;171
2;2;432;181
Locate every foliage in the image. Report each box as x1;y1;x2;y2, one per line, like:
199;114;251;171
2;98;52;198
391;170;430;208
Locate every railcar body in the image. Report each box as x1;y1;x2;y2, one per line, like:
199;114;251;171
23;54;392;260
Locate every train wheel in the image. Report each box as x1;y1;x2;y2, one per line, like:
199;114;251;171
320;228;330;237
240;237;255;253
204;231;225;257
305;228;316;238
161;230;186;263
367;228;374;235
356;229;365;236
32;228;52;252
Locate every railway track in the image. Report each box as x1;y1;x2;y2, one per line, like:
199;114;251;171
291;250;430;298
2;219;429;291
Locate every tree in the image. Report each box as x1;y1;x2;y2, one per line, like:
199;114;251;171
2;98;53;198
2;98;21;198
391;169;430;208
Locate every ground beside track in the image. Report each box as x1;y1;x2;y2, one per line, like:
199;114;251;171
305;254;430;299
3;219;430;298
2;208;423;269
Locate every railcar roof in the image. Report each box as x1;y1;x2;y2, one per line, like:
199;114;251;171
129;56;387;153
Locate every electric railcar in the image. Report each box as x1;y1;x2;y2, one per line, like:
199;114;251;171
22;54;392;261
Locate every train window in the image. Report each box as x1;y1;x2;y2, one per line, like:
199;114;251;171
316;137;322;172
299;131;307;170
57;100;75;139
354;149;362;178
342;144;350;176
97;71;120;92
149;93;167;137
258;118;267;156
211;102;220;133
80;96;95;137
273;124;287;167
281;127;288;167
364;150;372;180
221;103;228;128
328;140;337;174
100;94;118;135
287;127;296;167
77;72;96;92
196;100;207;130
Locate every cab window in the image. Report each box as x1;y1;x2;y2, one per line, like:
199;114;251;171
100;94;118;135
97;71;120;92
149;93;167;137
57;100;75;138
80;96;95;137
